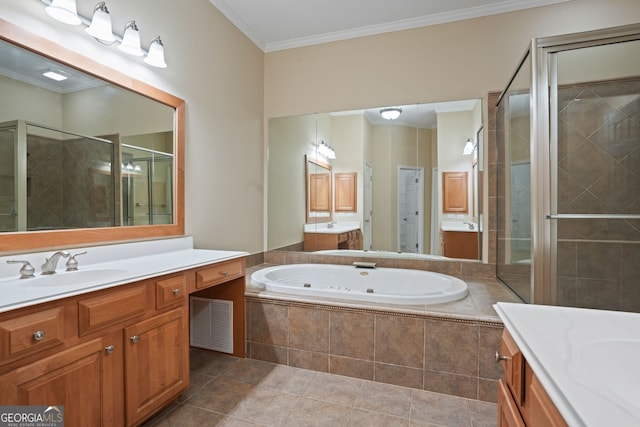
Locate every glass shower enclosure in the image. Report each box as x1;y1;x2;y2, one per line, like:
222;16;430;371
496;24;640;311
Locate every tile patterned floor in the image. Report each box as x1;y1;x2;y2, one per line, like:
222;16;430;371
143;348;497;427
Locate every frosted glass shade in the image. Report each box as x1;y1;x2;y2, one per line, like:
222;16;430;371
45;0;81;25
118;21;144;56
144;37;167;68
85;3;115;44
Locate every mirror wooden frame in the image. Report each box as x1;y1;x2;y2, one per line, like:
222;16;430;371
0;19;185;253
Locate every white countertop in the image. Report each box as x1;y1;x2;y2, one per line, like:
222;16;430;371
303;221;360;234
0;237;248;313
494;302;640;427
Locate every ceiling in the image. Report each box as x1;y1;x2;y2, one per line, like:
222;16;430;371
208;0;571;52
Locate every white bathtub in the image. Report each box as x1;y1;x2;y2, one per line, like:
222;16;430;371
250;264;468;305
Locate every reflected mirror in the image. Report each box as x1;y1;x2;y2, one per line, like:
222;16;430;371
268;99;483;260
0;19;183;252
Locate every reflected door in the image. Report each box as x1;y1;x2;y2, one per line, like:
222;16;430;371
363;162;373;250
398;166;424;253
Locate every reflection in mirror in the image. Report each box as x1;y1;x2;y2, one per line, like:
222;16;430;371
305;155;332;223
0;19;184;252
268;99;483;260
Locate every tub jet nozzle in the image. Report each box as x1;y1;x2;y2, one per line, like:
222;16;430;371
366;288;374;293
303;283;311;288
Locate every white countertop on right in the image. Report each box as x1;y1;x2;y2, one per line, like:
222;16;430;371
494;302;640;427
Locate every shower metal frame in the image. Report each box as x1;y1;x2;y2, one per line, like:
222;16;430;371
499;23;640;305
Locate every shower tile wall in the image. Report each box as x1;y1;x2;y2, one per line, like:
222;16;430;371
556;78;640;312
245;298;504;403
27;134;116;229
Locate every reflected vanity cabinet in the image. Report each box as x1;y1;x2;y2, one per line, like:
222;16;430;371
497;329;568;427
0;257;246;426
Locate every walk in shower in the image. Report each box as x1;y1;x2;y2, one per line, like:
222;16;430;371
496;24;640;312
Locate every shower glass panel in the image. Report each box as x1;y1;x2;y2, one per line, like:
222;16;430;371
496;24;640;310
496;52;533;303
26;124;116;230
551;39;640;311
121;144;173;226
0;126;16;231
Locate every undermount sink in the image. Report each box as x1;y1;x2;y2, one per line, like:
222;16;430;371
20;269;129;288
579;339;640;412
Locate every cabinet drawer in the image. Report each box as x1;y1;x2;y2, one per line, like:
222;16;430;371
156;274;187;309
0;307;65;361
196;260;244;289
78;285;146;335
500;329;525;407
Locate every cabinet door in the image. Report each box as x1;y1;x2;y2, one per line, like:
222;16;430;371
334;172;357;212
0;337;118;426
498;379;526;427
124;307;188;426
442;171;468;213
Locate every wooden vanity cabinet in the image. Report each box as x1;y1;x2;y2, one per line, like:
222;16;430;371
497;329;568;427
303;229;362;251
441;231;478;259
0;256;246;426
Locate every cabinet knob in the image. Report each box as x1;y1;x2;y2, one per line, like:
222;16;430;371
495;351;509;363
33;330;45;341
222;271;229;276
130;335;139;343
172;288;181;296
105;345;115;354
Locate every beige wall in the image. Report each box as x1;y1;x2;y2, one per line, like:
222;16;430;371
1;0;265;253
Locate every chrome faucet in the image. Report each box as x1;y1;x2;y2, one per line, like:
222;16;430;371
41;251;70;275
463;221;475;230
327;221;337;229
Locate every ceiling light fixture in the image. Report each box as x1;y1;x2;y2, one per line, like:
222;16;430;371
380;107;402;120
85;2;115;44
318;140;336;159
40;1;168;68
43;70;68;81
45;0;81;25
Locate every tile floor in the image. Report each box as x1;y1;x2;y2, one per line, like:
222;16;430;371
144;347;497;427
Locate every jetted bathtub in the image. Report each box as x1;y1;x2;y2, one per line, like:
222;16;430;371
250;264;468;305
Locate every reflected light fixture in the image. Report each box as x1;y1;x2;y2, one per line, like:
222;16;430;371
43;70;68;81
45;0;82;25
463;138;476;155
85;2;116;44
318;140;336;159
380;107;402;120
144;37;167;68
118;20;144;56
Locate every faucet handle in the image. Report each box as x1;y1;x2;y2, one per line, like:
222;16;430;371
7;260;36;279
66;251;88;271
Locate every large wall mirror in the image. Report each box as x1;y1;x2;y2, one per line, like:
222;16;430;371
0;19;184;252
268;99;483;260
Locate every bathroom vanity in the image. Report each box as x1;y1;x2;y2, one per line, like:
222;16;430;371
0;237;247;426
494;302;640;426
303;222;362;251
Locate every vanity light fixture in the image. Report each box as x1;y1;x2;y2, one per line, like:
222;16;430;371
463;138;476;155
144;37;167;68
118;21;144;56
318;140;336;159
45;0;81;25
40;0;168;68
380;107;402;120
85;2;115;44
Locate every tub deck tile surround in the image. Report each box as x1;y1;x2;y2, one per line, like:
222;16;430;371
244;262;521;403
